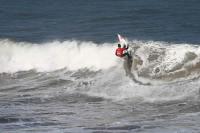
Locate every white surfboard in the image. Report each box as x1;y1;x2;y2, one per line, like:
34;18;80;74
117;34;127;45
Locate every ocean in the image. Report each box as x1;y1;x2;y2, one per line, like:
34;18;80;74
0;0;200;133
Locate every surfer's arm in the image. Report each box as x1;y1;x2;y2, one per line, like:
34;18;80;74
127;44;129;49
125;44;129;50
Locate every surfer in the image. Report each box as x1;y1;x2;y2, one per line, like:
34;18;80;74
115;43;131;59
115;43;133;77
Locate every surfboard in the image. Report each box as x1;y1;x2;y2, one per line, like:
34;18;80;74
117;34;127;45
117;34;133;56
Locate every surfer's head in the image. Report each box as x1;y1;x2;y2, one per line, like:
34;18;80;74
118;44;121;48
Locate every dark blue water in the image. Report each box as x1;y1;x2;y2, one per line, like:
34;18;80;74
1;0;200;43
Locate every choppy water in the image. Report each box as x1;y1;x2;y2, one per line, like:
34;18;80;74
1;0;200;133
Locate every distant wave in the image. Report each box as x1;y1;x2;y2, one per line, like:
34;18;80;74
0;39;118;73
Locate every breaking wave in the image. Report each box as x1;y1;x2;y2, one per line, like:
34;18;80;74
129;41;200;83
1;39;200;83
0;39;118;73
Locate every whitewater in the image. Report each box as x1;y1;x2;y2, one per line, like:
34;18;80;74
0;39;117;73
1;39;200;133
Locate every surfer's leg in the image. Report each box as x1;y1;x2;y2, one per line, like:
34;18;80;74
123;53;132;60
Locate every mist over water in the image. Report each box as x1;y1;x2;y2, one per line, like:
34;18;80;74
1;0;200;132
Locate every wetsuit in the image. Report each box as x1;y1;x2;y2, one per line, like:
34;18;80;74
115;46;131;58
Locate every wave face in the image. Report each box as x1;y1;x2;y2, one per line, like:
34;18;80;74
0;39;117;73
